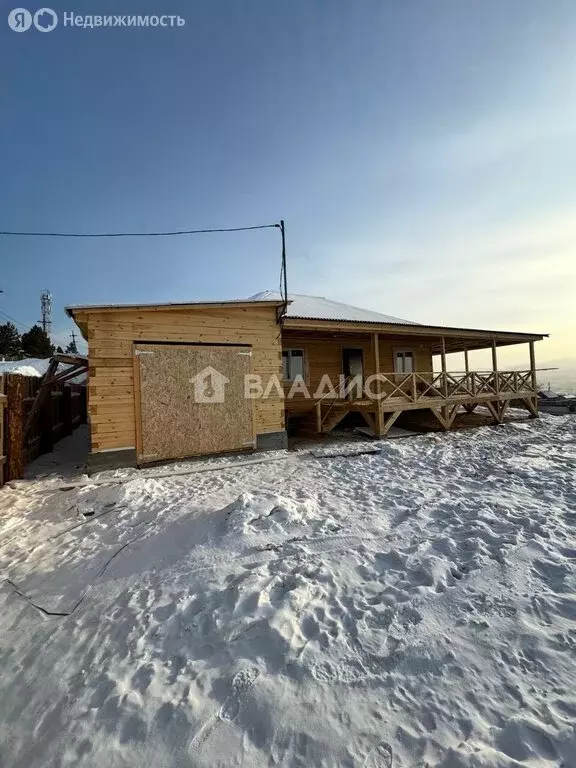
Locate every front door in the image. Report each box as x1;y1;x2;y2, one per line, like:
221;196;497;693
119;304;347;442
342;348;364;400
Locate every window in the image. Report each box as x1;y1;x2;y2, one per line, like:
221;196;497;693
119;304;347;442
394;350;414;374
282;349;304;381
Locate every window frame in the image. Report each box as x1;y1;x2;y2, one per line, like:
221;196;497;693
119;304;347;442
393;348;415;374
282;348;306;382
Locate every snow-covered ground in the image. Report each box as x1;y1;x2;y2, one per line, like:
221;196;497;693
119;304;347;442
0;415;575;767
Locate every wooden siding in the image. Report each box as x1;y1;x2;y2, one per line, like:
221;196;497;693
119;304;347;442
79;306;284;452
282;331;433;404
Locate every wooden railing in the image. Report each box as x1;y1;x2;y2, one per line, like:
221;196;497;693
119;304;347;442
310;370;536;407
373;370;536;404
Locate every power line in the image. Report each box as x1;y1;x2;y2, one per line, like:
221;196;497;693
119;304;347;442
0;223;280;238
0;308;29;331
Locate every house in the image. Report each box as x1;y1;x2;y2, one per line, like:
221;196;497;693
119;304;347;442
66;292;546;470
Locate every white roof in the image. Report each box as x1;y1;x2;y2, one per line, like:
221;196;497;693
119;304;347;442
0;357;87;383
248;291;419;325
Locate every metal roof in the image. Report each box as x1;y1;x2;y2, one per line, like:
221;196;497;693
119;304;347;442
248;291;418;325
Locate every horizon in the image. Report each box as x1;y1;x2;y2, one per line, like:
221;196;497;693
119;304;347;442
2;0;575;369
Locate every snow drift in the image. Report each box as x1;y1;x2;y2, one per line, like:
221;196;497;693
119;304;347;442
0;414;574;767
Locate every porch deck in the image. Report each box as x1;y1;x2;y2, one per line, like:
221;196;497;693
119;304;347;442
287;370;538;437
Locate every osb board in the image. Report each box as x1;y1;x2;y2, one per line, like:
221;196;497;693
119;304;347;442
135;344;254;463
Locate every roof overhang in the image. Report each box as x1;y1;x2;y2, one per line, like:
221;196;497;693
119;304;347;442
65;298;285;317
66;299;287;341
281;317;547;353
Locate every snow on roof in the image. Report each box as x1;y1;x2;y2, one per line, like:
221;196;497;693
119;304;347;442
0;358;50;377
249;291;419;325
0;358;87;383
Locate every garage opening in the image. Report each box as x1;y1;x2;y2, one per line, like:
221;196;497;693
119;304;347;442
134;343;253;464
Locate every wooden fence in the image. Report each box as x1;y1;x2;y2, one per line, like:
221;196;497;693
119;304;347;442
0;373;87;487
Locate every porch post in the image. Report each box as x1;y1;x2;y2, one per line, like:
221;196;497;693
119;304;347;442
441;337;448;399
464;346;469;374
373;332;383;436
529;341;537;392
492;338;499;396
373;332;380;377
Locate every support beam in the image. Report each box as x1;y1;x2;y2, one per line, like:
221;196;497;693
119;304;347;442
529;341;537;392
322;407;349;434
375;409;402;438
521;396;539;419
315;401;322;434
359;410;376;434
430;404;460;431
372;332;381;402
492;338;499;396
441;337;448;399
485;400;509;425
464;347;469;374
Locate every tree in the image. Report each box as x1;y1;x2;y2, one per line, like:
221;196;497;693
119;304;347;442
21;325;54;358
65;337;78;354
0;322;22;359
56;345;64;353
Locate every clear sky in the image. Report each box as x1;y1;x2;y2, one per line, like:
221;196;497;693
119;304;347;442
2;0;575;366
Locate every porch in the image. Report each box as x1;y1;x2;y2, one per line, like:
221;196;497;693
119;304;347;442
310;369;539;437
281;323;543;438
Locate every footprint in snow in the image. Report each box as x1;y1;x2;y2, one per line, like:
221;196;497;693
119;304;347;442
219;667;260;722
365;741;393;767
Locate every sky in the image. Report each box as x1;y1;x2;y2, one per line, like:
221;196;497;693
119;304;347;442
1;0;575;367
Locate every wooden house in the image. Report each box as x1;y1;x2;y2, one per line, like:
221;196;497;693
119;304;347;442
66;292;546;470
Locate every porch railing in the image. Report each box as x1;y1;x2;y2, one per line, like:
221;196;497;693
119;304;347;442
314;370;536;406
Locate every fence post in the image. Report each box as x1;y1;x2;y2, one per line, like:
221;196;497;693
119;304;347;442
5;374;26;481
62;386;73;437
39;388;54;455
0;389;6;488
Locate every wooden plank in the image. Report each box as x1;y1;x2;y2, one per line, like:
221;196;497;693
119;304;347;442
5;375;26;480
529;341;537;391
380;410;402;436
133;352;143;460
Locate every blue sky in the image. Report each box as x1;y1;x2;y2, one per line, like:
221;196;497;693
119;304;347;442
2;0;575;364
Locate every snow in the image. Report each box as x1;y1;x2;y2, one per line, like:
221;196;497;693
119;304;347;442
0;416;575;767
0;357;87;383
0;357;51;377
249;291;419;325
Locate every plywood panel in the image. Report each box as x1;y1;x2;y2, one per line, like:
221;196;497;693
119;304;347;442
136;344;254;463
85;305;284;452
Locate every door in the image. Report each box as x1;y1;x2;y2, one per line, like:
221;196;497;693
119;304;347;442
342;348;364;400
134;343;254;463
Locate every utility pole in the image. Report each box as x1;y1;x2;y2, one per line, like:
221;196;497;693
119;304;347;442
277;219;288;317
40;290;52;338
